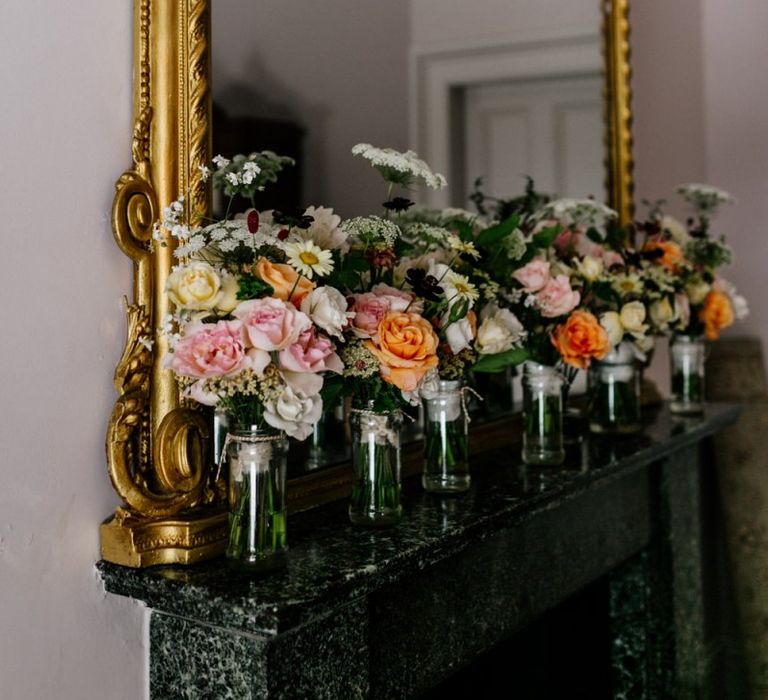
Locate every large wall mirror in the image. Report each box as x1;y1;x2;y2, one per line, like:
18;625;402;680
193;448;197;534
102;0;632;566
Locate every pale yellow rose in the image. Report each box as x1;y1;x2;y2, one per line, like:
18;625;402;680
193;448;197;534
685;278;711;305
599;311;624;347
649;297;676;330
619;301;649;339
217;273;239;313
167;262;231;312
576;255;604;282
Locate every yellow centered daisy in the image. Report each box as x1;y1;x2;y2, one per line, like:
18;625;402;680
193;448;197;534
299;251;320;266
284;240;334;279
444;271;480;308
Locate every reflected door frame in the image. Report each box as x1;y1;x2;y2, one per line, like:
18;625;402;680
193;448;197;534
410;28;602;209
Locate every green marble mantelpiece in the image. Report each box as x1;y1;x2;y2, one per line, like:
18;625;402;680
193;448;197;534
99;404;739;699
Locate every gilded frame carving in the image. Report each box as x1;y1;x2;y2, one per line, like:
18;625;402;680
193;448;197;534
102;0;636;567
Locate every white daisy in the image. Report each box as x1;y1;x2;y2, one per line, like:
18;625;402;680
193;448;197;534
447;235;481;259
442;271;480;309
284;240;334;279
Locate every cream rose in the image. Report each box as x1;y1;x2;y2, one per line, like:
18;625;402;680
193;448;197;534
661;215;690;246
166;262;235;312
476;306;525;355
649;297;677;330
599;311;624;347
619;301;649;339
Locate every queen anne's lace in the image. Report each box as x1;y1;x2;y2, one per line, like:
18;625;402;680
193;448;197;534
352;143;447;190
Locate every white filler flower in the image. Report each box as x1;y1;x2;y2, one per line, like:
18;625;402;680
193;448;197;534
352;143;447;189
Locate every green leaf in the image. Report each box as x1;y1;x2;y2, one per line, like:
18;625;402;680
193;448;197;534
342;251;369;272
452;220;475;243
472;347;529;373
531;225;561;249
335;270;361;291
476;214;520;247
320;376;345;406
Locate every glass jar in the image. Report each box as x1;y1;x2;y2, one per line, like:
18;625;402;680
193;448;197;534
522;363;565;466
669;335;706;415
349;402;403;527
225;427;288;571
422;380;470;493
588;341;641;434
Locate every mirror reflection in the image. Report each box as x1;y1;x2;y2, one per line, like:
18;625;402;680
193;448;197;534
212;0;606;475
213;0;604;215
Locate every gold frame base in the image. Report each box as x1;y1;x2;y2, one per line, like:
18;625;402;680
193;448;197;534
100;507;227;568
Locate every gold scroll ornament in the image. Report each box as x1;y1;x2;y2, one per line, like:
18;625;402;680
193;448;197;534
101;0;227;567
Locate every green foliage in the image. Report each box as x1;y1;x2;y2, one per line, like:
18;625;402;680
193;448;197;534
472;347;529;373
237;275;273;300
475;214;520;248
320;376;345;407
531;225;561;250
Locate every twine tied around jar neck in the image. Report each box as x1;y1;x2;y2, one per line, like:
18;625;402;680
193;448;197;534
423;384;484;423
215;431;286;483
348;407;416;422
459;386;483;424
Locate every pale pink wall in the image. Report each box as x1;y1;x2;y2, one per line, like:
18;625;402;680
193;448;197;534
632;0;767;390
701;0;768;346
0;2;147;698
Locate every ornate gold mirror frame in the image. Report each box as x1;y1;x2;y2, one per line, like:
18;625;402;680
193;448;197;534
101;0;634;567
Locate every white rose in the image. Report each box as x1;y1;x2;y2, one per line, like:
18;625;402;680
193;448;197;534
264;385;323;441
298;206;349;251
576;255;604;282
685;279;711;305
445;317;474;355
619;301;649;339
649;297;677;330
476;306;525;355
599;311;624;347
300;286;353;340
661;215;690;246
167;262;231;312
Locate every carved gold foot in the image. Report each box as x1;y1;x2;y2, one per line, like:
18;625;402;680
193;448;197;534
101;506;227;568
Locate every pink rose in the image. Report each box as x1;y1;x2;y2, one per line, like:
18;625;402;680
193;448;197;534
537;275;581;318
349;292;390;338
553;228;580;256
674;293;691;328
170;320;248;378
279;328;344;374
233;297;311;351
601;250;625;270
513;259;551;292
370;283;415;313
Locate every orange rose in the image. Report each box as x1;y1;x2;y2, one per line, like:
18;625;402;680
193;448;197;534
699;289;734;340
254;257;315;306
551;310;611;369
365;312;439;392
644;240;684;271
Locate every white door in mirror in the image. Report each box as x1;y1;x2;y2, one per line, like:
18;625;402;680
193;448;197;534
464;75;603;201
